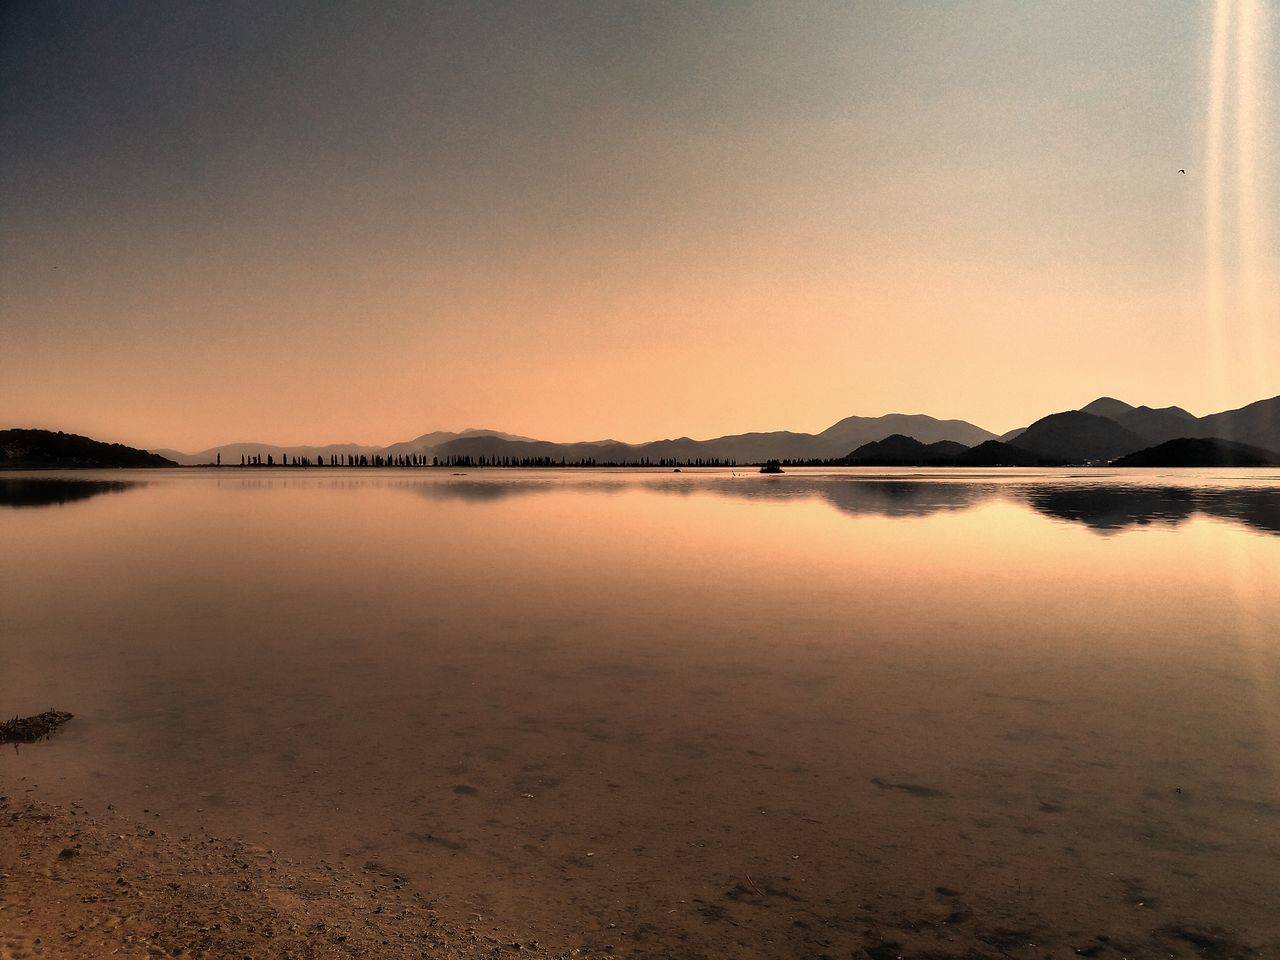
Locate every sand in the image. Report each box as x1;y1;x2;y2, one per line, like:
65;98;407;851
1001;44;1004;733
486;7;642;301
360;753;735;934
0;793;550;960
4;787;1269;960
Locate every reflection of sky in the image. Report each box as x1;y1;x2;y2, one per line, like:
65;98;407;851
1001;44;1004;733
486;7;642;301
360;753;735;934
2;465;1278;950
405;473;1280;536
7;472;1277;536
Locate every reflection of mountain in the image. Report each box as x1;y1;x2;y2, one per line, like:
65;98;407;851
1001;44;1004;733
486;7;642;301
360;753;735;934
1023;486;1280;535
685;478;999;519
403;475;1280;536
0;478;140;508
408;479;622;503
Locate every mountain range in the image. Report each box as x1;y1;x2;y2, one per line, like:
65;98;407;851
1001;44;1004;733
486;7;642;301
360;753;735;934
6;394;1280;469
154;415;1001;467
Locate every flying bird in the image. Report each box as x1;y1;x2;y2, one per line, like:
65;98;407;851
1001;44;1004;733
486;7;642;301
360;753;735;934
1178;169;1186;174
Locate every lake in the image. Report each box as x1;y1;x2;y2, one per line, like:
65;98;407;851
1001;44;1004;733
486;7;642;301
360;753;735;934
3;468;1279;958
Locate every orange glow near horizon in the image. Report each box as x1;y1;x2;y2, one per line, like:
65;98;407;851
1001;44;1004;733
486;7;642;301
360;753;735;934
1;4;1277;452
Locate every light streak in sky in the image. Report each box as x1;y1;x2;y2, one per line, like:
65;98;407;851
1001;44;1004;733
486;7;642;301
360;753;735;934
1234;0;1266;387
1204;0;1232;410
1205;0;1271;408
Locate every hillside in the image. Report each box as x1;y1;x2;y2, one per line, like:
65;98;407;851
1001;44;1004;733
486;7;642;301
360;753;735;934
846;435;970;466
97;392;1280;468
1015;412;1147;463
1112;438;1280;468
1;430;176;469
1197;395;1280;451
952;440;1048;467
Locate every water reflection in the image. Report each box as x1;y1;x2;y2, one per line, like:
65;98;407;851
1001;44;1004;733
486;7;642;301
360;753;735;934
396;473;1280;535
677;477;995;518
411;479;625;503
1022;485;1280;534
678;476;1280;536
0;477;140;509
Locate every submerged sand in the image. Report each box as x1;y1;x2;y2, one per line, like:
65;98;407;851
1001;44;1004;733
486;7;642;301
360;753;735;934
0;794;543;960
2;789;1268;959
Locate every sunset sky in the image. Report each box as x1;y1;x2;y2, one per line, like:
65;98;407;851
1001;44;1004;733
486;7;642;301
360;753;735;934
2;1;1276;451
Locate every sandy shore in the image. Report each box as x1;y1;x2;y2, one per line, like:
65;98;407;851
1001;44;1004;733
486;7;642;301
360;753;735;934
6;786;1269;960
0;793;553;960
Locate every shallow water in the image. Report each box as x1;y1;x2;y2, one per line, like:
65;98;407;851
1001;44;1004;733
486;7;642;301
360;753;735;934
3;468;1279;956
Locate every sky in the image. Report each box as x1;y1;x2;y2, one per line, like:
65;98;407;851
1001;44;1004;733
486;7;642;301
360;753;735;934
2;1;1277;450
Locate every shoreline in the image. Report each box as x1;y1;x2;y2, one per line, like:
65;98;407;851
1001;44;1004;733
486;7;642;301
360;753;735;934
0;793;552;960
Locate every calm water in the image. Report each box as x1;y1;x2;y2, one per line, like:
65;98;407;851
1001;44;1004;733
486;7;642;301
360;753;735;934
3;468;1280;957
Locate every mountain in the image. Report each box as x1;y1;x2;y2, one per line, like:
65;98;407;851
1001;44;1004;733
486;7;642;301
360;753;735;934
1113;405;1201;445
952;440;1047;467
1079;397;1136;420
1112;438;1280;468
1015;411;1147;463
382;428;536;459
816;415;995;454
1076;395;1280;453
155;441;384;466
380;415;996;466
419;415;995;466
1;429;176;469
846;435;970;466
94;393;1280;468
1198;395;1280;451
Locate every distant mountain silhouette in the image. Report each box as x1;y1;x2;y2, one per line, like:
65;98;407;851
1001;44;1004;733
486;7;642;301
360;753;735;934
816;414;995;453
156;440;384;466
1073;394;1280;454
846;435;969;465
952;440;1048;466
1;429;175;469
1078;397;1136;420
1112;437;1280;467
1014;412;1147;463
1113;405;1201;445
0;477;141;507
24;391;1280;469
422;415;995;466
382;428;537;459
1198;395;1280;451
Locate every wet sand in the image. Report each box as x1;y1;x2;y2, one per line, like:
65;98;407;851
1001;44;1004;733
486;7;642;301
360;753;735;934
2;783;1270;959
1;793;540;960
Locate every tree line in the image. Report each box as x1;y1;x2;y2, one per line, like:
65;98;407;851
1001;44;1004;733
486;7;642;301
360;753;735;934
231;453;739;468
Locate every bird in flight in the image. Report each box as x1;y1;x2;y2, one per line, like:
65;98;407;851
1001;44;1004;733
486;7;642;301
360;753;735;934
1178;169;1186;174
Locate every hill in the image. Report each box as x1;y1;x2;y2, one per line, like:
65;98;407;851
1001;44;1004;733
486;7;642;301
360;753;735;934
816;415;995;455
846;435;969;466
1015;412;1147;463
952;440;1047;467
158;413;997;467
1114;405;1201;445
1112;438;1280;468
98;392;1280;468
1079;397;1136;420
1197;395;1280;451
1076;395;1280;452
1;430;176;469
